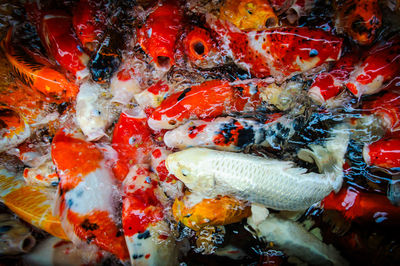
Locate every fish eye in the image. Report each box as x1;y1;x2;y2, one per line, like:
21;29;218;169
181;168;189;177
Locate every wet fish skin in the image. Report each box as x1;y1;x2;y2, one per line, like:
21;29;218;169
166;148;343;211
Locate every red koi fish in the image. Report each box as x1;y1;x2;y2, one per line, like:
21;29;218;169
147;80;262;130
322;185;400;224
122;165;177;265
72;0;106;52
1;28;79;101
51;129;129;260
29;6;90;80
137;0;184;70
362;90;400;132
184;26;215;62
334;0;382;45
207;16;342;81
363;133;400;169
308;52;359;104
346;36;400;97
111;110;153;181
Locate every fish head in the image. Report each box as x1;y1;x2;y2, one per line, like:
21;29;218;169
165;148;216;193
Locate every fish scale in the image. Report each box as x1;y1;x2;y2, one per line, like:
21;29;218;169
166;148;341;211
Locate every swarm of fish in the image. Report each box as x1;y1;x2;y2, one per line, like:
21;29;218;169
0;0;399;265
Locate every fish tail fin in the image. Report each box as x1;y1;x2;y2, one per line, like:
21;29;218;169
298;124;350;192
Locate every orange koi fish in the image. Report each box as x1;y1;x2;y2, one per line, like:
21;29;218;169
111;110;153;181
334;0;382;45
122;165;177;265
184;26;216;62
51;129;129;260
219;0;278;31
1;28;79;101
346;36;400;97
207;16;343;81
172;192;251;231
137;0;184;70
0;107;30;153
309;52;359;104
0;167;67;240
322;185;400;224
147;80;262;130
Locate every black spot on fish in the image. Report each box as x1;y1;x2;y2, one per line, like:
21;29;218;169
81;219;99;231
177;87;192;101
132;254;144;260
137;230;151;239
116;230;123;238
86;234;96;244
237;127;255;148
67;199;74;208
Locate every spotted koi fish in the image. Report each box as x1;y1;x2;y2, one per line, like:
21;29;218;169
137;0;184;70
122;165;177;265
346;35;400;97
51;129;129;260
1;28;79;101
148;79;263;130
207;15;343;81
134;81;172;109
163;115;300;151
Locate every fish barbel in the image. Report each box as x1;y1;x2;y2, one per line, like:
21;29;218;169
166;148;344;211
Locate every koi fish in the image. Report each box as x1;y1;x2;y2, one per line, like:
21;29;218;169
172;192;251;231
0;107;30;153
0;167;67;240
72;0;106;52
334;0;382;45
363;133;400;169
322;185;400;224
122;165;177;265
32;9;90;79
346;36;400;97
247;211;348;265
219;0;278;31
51;129;129;260
134;81;172;109
150;146;183;199
110;61;141;105
1;28;79;101
184;26;216;62
76;81;116;141
111;109;153;181
148;80;262;130
0;213;36;255
362;90;400;132
137;0;184;70
90;30;123;83
207;15;343;81
166;147;345;211
308;52;359;104
163;115;300;151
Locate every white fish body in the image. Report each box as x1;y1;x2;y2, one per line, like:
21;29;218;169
166;148;344;211
76;81;116;141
